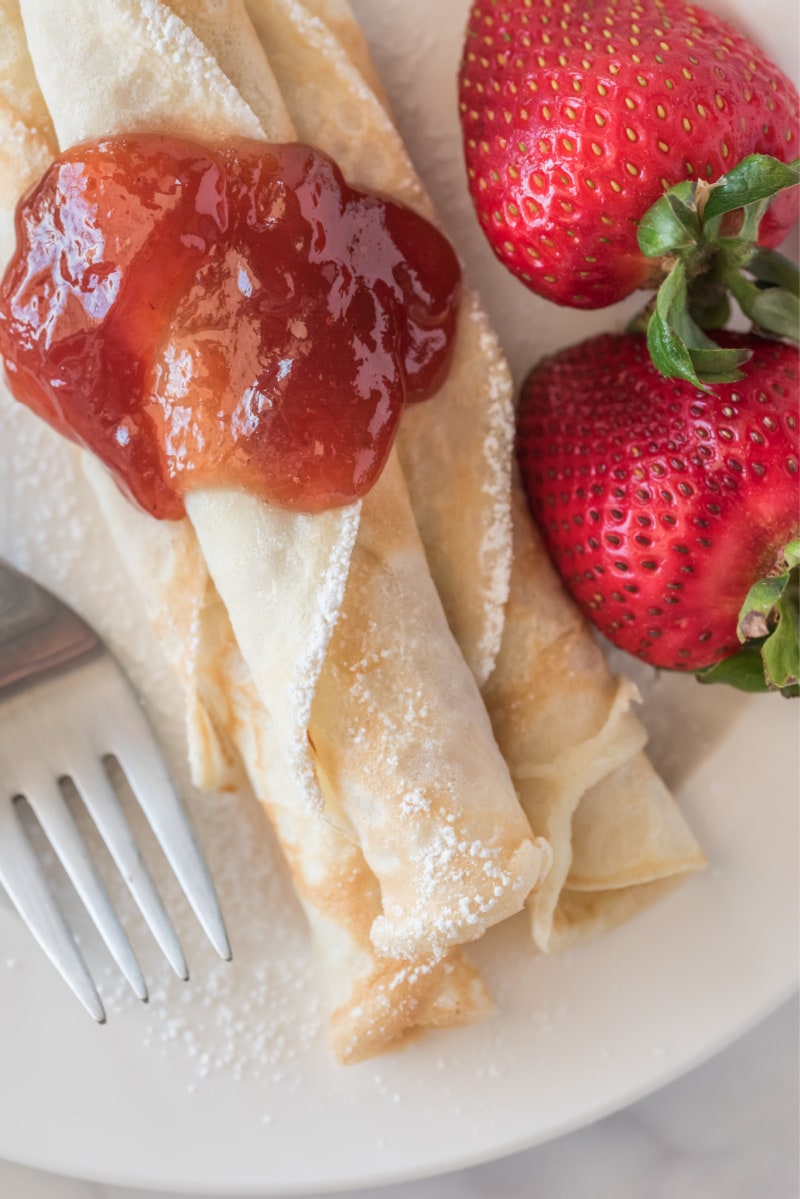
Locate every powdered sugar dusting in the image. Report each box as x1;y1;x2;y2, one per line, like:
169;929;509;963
399;788;431;816
471;296;515;684
373;813;535;958
135;0;265;137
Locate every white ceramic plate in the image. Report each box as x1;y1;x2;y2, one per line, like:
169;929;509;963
0;0;797;1193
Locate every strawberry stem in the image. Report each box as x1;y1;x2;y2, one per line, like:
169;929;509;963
636;155;800;385
646;259;751;388
697;540;800;697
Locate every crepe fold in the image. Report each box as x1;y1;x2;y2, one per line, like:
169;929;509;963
260;0;705;950
8;0;544;1049
483;486;706;953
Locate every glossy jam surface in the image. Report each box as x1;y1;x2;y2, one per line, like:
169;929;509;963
0;135;461;517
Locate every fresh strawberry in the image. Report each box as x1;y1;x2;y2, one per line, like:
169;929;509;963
458;0;799;311
516;331;800;694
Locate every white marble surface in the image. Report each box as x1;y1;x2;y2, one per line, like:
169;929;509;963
1;996;796;1199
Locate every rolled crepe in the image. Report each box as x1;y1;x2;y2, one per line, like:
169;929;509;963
86;460;493;1063
190;455;549;961
195;592;495;1063
483;486;705;953
15;0;547;958
309;453;549;961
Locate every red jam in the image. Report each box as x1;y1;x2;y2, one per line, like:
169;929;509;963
0;135;461;517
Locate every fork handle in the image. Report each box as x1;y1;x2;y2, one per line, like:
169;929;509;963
0;559;100;690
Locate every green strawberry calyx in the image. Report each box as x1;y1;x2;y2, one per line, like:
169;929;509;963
634;154;800;389
697;539;800;697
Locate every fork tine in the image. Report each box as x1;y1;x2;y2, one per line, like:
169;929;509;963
68;760;189;981
109;703;231;963
23;771;149;1002
0;799;105;1022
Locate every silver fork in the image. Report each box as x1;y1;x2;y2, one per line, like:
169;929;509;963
0;558;230;1021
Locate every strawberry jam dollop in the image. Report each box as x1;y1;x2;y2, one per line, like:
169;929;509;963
0;135;461;518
